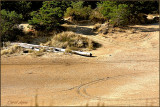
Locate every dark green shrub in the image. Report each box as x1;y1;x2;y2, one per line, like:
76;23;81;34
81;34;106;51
89;9;107;23
28;1;70;32
1;1;32;21
97;1;130;26
0;9;23;42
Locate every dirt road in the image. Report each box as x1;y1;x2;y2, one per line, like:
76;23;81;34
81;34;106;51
1;23;159;106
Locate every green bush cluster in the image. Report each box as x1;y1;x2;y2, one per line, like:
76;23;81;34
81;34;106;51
97;1;130;26
64;1;130;26
1;1;32;21
28;1;65;32
0;9;23;42
89;9;107;23
64;1;92;21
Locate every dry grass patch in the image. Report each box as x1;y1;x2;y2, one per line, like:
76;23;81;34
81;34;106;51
32;51;44;57
92;23;102;31
43;31;99;51
64;46;73;54
1;45;23;55
3;41;11;47
30;47;47;57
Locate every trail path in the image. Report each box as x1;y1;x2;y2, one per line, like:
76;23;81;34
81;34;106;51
1;22;159;106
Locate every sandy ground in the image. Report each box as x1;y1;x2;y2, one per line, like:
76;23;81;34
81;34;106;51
1;22;159;106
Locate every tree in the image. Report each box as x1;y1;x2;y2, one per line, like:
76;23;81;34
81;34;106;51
64;1;92;20
1;1;32;21
0;9;23;41
120;1;159;24
97;1;130;26
28;1;70;32
108;4;130;26
123;1;159;15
